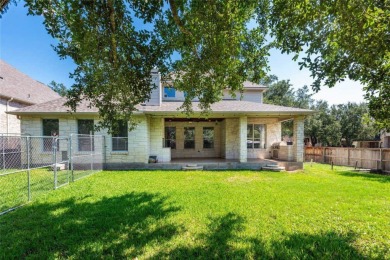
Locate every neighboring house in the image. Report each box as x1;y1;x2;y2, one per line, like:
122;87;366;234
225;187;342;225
0;60;60;134
8;70;314;168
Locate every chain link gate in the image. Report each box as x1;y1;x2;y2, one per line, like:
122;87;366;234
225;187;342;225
0;134;105;215
69;134;105;182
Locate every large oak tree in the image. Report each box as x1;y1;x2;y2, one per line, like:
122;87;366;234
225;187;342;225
1;0;389;130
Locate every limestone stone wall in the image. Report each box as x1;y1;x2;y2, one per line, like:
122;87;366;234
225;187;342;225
239;117;248;162
20;115;151;164
293;117;305;162
20;116;42;136
105;116;149;163
224;118;240;159
18;115;300;164
220;120;226;157
0;98;25;134
149;117;171;162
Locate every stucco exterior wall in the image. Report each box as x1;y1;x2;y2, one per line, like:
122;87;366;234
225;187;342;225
0;98;25;134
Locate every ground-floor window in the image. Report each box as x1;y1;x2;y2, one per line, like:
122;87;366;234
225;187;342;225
184;127;195;149
164;127;176;149
112;121;128;151
78;119;94;151
203;127;214;148
247;124;266;149
42;119;59;151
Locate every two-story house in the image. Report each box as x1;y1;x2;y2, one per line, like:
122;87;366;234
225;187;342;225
0;60;60;134
8;70;313;170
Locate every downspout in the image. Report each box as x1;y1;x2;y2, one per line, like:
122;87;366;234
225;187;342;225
6;97;14;135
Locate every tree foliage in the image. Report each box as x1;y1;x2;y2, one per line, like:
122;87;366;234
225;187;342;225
264;77;377;146
264;76;313;137
20;0;271;131
267;0;390;129
2;0;389;129
48;80;68;97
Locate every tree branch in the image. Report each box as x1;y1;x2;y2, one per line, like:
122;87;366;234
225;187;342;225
107;0;118;66
168;0;200;59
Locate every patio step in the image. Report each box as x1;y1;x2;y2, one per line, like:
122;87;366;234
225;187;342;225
182;164;204;171
262;164;285;172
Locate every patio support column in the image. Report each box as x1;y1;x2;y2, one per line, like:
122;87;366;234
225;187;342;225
293;116;305;162
239;116;247;162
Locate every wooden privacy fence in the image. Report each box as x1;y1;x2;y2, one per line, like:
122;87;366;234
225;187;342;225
305;147;390;172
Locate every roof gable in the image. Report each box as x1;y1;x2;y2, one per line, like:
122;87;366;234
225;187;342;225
0;60;61;104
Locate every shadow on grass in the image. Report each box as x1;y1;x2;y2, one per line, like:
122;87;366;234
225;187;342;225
0;192;181;259
154;212;367;259
0;201;378;259
337;170;390;183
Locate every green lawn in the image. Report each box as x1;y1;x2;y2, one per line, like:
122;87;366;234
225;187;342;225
0;168;98;213
0;164;389;259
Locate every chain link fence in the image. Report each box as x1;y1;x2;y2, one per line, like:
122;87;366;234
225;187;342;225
0;134;105;215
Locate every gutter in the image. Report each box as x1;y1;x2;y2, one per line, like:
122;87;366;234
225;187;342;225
0;94;34;106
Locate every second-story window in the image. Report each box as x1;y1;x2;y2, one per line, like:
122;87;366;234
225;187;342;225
164;86;176;98
112;121;128;151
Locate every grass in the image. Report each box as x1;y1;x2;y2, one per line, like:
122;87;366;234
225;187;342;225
0;163;389;259
0;168;96;213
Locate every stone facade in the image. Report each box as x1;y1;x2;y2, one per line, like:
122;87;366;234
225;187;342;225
149;117;171;162
239;116;248;162
0;98;25;134
293;117;305;162
17;115;307;165
224;118;240;159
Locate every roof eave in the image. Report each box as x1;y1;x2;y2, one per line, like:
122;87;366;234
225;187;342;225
143;110;314;117
0;94;35;105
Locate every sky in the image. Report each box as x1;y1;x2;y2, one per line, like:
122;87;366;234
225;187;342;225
1;3;366;105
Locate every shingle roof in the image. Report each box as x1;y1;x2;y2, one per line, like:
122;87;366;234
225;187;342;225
8;97;98;114
242;81;267;89
9;97;314;116
0;60;61;104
